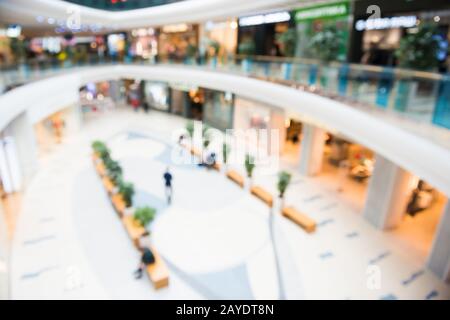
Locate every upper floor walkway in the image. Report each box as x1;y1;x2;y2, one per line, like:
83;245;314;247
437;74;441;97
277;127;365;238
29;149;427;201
1;58;450;196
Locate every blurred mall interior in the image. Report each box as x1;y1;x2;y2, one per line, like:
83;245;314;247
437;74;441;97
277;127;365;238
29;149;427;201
0;0;449;300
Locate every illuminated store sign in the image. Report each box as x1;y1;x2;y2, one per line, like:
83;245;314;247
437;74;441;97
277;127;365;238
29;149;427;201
162;24;189;33
294;1;349;22
239;12;291;27
0;25;22;38
355;16;417;31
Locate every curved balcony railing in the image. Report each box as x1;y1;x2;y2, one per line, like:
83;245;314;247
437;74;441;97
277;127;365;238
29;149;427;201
1;54;449;134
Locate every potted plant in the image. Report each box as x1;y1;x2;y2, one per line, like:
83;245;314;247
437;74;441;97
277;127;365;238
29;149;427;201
91;140;108;161
207;39;221;68
393;25;441;111
202;124;211;149
119;181;135;209
244;154;256;189
238;40;256;73
276;28;297;80
133;206;156;228
222;142;230;164
186;43;198;65
186;121;195;140
277;171;292;209
308;25;343;88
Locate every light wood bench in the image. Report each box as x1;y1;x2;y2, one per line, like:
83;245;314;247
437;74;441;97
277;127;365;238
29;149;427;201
212;163;221;171
146;246;169;290
111;194;126;217
282;207;316;233
250;186;273;207
122;215;149;247
226;170;244;188
102;177;115;194
95;162;106;176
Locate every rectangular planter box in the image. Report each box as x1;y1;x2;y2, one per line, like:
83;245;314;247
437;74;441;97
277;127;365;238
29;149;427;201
102;177;116;195
111;194;126;217
146;246;169;290
122;215;149;248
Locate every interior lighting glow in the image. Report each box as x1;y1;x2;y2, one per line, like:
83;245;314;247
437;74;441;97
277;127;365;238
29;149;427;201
239;11;290;27
355;16;417;31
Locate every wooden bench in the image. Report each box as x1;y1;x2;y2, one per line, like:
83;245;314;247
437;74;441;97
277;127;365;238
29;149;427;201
122;215;149;247
282;207;316;233
226;170;244;188
102;177;116;195
250;186;273;207
111;194;126;217
146;246;169;290
95;162;106;176
212;163;221;171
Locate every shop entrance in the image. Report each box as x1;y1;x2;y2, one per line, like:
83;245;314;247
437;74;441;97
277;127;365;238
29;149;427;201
391;178;447;263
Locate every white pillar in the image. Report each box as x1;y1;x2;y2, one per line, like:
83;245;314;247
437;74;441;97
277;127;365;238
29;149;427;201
5;112;38;187
268;108;286;155
363;155;415;229
298;124;326;176
65;103;83;134
427;202;450;282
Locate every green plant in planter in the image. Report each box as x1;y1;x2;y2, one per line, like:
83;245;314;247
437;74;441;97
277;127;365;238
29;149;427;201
238;40;256;56
208;39;221;57
92;140;106;152
134;206;156;228
202;124;211;148
395;25;440;70
119;181;135;208
222;142;230;164
105;159;122;177
186;121;195;139
277;171;292;199
92;141;109;159
308;25;343;63
276;28;297;57
244;154;255;178
109;171;122;186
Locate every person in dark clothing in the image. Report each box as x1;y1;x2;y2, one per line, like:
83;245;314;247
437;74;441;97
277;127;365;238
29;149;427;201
134;247;155;279
163;167;173;204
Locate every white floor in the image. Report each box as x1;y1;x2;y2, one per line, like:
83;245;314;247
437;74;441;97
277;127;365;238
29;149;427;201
10;108;450;300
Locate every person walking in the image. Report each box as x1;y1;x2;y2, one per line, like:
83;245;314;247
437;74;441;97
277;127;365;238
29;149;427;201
163;167;173;204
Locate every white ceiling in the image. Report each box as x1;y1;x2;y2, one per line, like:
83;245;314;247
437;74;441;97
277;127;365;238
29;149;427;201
0;0;311;31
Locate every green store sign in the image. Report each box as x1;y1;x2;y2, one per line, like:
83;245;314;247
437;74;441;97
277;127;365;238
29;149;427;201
294;1;350;22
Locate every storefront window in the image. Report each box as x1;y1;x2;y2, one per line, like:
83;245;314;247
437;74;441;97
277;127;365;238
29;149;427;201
144;81;170;112
203;90;234;131
294;1;351;61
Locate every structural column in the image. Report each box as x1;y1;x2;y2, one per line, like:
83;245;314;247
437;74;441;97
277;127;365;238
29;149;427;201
65;103;83;134
427;202;450;282
4;112;38;187
268;108;286;155
362;155;415;229
298;123;326;176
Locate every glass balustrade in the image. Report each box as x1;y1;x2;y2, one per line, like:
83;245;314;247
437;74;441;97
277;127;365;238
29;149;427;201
1;54;449;132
